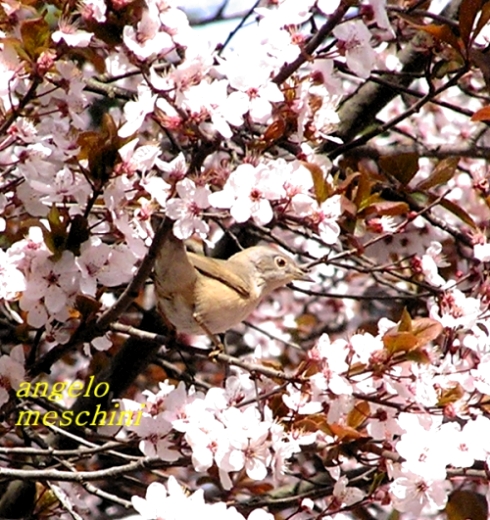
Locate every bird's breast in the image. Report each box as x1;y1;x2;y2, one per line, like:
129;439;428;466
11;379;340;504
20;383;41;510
193;275;260;334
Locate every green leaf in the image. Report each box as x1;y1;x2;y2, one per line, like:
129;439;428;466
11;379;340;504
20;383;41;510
437;197;477;228
358;193;382;213
77;114;121;186
347;400;370;429
66;215;90;256
419;23;462;54
354;170;373;209
383;311;442;355
459;0;482;49
262;118;286;143
411;317;443;346
437;383;464;406
471;106;490;122
20;17;51;61
383;331;419;354
446;490;488;520
363;200;409;217
42;206;68;259
302;161;332;203
415;157;460;190
379;153;419;186
398;308;412;332
473;2;490;42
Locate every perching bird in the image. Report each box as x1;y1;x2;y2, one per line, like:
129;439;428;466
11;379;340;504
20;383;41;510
154;220;310;337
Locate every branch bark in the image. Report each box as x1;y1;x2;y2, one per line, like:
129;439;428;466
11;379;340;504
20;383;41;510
322;0;463;149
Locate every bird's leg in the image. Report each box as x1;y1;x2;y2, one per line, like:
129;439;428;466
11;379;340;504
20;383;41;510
192;313;225;356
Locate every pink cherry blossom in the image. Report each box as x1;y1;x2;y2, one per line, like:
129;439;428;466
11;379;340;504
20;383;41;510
209;163;284;226
118;87;157;138
367;0;394;33
27;166;92;210
122;3;174;60
309;195;342;244
185;415;228;472
420;241;449;287
52;20;93;48
333;476;365;507
389;467;450;515
333;20;376;79
155;152;187;183
117;139;162;176
19;250;78;327
255;0;315;28
132;477;205;520
166;178;210;239
80;0;107;23
0;249;26;300
0;345;25;407
219;56;284;124
217;419;272;481
429;288;482;330
137;414;180;461
179;79;245;139
474;240;490;261
317;0;341;15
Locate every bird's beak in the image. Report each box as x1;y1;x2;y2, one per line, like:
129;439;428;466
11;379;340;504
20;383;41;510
294;265;314;283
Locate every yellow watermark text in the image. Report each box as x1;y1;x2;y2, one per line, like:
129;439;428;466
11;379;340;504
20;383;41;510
16;376;144;428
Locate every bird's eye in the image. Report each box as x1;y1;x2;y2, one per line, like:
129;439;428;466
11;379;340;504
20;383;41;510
275;256;287;268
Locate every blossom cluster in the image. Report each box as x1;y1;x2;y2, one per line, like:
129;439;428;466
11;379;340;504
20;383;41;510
132;476;274;520
123;306;490;516
124;376;306;490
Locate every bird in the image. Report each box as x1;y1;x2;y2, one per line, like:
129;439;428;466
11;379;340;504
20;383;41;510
153;219;310;338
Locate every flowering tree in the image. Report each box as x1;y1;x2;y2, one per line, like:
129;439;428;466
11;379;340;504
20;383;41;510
1;0;490;518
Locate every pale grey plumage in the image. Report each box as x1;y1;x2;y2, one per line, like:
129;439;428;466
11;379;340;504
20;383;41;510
154;232;309;335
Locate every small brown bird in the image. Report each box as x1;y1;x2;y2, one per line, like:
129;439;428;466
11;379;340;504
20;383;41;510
154;221;310;336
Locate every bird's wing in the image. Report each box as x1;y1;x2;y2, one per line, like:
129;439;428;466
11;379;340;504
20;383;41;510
154;227;197;296
188;252;251;298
